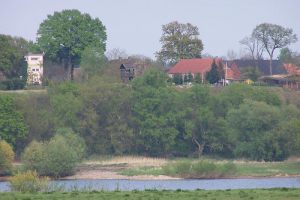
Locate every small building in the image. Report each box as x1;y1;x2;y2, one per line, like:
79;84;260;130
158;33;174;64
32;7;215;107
120;64;135;83
259;74;300;89
24;53;44;85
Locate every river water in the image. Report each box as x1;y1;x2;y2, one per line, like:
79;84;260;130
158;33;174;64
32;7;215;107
1;178;300;191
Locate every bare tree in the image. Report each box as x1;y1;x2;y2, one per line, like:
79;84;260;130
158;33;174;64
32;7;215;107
106;48;128;60
252;23;297;75
227;49;238;60
240;36;264;61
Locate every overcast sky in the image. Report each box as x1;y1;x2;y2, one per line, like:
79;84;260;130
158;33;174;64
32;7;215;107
0;0;299;59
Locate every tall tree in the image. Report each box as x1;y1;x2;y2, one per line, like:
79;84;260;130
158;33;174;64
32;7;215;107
205;60;220;84
37;9;107;80
252;23;297;75
0;34;29;79
156;21;203;65
239;35;264;64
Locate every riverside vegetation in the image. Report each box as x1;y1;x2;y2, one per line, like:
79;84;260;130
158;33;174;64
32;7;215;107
1;67;300;179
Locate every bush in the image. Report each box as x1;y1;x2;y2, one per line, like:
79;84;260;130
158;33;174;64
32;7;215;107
0;79;26;90
162;160;237;178
0;140;14;175
22;141;45;174
9;170;49;192
22;131;86;177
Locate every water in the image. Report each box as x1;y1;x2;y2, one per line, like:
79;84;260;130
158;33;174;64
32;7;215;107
1;178;300;192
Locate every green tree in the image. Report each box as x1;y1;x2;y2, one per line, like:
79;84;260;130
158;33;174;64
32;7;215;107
278;47;292;62
156;21;203;65
227;100;281;161
0;96;28;148
0;34;29;80
37;9;107;80
252;23;297;75
0;140;14;175
240;66;261;81
194;73;202;84
80;46;107;79
132;69;179;155
205;60;220;84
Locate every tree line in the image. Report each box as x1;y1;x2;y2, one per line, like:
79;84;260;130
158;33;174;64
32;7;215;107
1;68;300;161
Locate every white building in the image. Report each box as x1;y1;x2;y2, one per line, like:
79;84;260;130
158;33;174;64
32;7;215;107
24;54;44;85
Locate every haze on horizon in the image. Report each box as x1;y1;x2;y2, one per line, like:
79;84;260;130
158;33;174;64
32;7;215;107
0;0;299;59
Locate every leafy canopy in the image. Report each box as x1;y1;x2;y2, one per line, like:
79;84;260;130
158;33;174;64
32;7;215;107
156;21;203;65
37;9;107;79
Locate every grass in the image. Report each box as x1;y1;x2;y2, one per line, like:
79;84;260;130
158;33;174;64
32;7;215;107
119;159;237;178
117;157;300;178
0;189;300;200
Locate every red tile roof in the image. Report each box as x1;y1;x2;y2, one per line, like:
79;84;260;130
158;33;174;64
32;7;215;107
284;63;300;76
168;58;222;74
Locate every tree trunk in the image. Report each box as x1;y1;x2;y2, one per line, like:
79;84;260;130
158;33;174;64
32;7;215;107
71;64;74;80
269;55;273;76
192;138;204;158
66;56;73;80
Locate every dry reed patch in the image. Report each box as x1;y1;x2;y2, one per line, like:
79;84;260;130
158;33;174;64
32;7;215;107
86;156;167;167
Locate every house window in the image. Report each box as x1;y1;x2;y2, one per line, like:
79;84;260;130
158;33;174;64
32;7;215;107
36;68;39;71
32;69;35;71
31;57;38;61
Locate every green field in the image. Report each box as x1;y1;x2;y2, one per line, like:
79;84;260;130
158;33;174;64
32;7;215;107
1;189;300;200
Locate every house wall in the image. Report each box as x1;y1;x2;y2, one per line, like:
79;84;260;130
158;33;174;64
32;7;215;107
25;54;43;85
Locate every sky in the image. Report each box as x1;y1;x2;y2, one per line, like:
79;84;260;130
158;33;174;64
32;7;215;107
0;0;299;59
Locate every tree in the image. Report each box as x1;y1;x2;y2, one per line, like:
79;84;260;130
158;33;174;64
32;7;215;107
240;36;264;61
105;48;128;60
0;140;14;175
0;34;29;79
205;60;220;84
37;9;107;80
0;96;28;148
80;46;107;79
278;47;292;63
156;21;203;65
252;23;297;75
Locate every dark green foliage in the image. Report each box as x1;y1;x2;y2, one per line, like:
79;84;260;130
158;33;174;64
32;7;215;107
173;74;183;85
0;34;29;80
0;96;28;148
205;60;220;84
37;9;107;79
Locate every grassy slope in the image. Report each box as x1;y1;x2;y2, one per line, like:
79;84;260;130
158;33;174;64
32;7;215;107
1;189;300;200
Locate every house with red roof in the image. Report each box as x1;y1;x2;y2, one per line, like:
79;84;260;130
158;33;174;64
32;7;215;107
168;58;240;83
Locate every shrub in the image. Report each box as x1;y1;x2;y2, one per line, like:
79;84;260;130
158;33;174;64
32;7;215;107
9;170;49;192
22;140;45;174
162;160;237;178
0;140;14;175
22;132;86;177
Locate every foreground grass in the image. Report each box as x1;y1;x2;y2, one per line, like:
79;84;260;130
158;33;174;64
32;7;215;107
1;189;300;200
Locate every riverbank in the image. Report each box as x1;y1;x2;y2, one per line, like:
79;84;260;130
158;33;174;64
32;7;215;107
2;156;300;181
1;188;300;200
70;156;300;180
